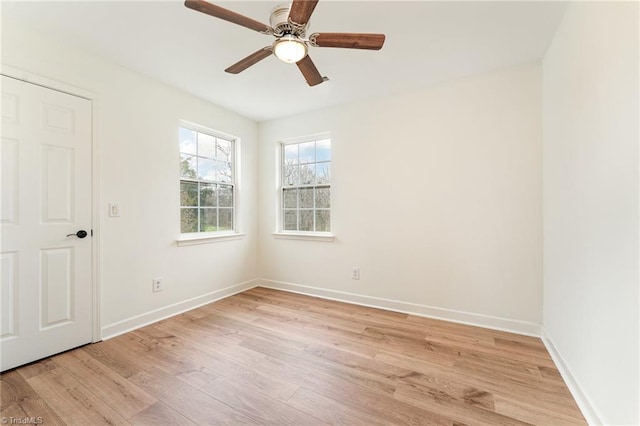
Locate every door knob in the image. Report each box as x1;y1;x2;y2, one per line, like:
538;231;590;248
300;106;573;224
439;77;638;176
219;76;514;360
66;230;88;238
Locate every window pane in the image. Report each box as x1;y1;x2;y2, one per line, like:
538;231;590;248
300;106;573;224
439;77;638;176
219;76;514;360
300;164;315;185
299;188;313;208
315;187;330;208
181;208;198;233
216;161;232;183
198;157;216;181
200;208;217;232
219;208;233;231
316;210;330;232
283;165;299;186
298;141;315;164
316;162;331;184
284;210;297;231
180;181;198;206
200;183;216;207
198;132;215;159
284;144;298;165
219;185;233;207
315;139;331;162
179;128;197;155
180;154;197;179
217;138;232;162
299;210;314;231
283;188;297;208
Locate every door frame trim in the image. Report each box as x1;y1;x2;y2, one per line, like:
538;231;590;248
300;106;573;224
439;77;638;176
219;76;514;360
1;64;103;342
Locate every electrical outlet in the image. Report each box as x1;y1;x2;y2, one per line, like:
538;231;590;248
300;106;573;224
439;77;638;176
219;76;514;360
152;278;163;292
352;267;360;280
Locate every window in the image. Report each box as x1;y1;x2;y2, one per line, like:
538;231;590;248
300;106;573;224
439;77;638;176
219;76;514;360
281;137;331;232
179;125;235;234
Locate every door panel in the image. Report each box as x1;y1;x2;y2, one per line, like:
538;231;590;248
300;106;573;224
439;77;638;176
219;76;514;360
0;75;93;371
1;138;19;223
41;144;74;222
40;247;74;328
0;252;18;338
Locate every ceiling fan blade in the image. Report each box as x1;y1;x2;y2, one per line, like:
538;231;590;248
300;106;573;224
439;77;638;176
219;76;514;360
225;48;273;74
185;0;272;34
288;0;319;26
296;55;326;87
310;33;386;50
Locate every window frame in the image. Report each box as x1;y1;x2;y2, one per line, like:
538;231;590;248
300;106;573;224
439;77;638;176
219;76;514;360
177;121;244;245
275;133;334;241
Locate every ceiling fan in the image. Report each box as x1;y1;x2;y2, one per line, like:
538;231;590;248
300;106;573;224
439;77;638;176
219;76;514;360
184;0;386;86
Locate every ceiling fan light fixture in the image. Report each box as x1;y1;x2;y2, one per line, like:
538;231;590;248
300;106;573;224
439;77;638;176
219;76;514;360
273;35;307;64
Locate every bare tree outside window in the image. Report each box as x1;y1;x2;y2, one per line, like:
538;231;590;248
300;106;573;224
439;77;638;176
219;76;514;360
282;138;331;232
179;126;235;234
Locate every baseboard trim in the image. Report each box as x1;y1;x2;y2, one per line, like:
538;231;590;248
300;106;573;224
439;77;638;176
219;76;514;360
101;279;259;340
258;279;542;337
541;329;603;426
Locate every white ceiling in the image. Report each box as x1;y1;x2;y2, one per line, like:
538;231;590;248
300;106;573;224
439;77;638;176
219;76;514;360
2;1;567;122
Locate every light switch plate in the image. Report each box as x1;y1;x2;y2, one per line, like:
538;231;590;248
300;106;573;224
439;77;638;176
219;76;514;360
109;203;120;217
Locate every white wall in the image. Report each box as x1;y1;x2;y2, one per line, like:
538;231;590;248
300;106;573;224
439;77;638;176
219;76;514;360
1;24;259;336
542;2;639;425
258;64;542;331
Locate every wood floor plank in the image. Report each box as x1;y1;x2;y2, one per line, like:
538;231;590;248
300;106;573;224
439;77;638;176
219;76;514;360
1;369;65;426
418;334;548;379
203;300;264;323
3;287;586;425
394;381;532;426
154;316;267;368
406;314;545;347
81;338;150;379
52;349;157;419
0;401;28;422
251;354;455;425
136;331;300;403
128;366;256;425
122;330;222;390
377;351;580;415
452;358;573;397
128;401;197;426
247;287;400;320
0;371;20;408
493;394;585;425
14;358;57;380
199;376;325;425
237;290;395;336
243;314;380;359
256;302;369;334
285;386;390;426
240;333;398;396
199;311;310;352
538;365;564;381
26;367;130;425
304;342;414;381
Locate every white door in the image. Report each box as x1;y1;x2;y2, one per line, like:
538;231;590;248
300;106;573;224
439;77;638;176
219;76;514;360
1;75;93;371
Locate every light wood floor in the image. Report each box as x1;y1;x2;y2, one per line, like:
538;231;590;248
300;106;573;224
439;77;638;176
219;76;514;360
1;287;585;425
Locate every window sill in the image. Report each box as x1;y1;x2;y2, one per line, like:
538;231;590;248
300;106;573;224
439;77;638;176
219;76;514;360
177;232;246;246
272;232;335;242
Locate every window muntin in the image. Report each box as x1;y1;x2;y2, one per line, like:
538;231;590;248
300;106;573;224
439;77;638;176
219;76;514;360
179;126;235;234
282;138;331;232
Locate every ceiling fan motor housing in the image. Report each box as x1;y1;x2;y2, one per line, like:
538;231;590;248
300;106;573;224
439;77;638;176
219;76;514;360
270;4;307;37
